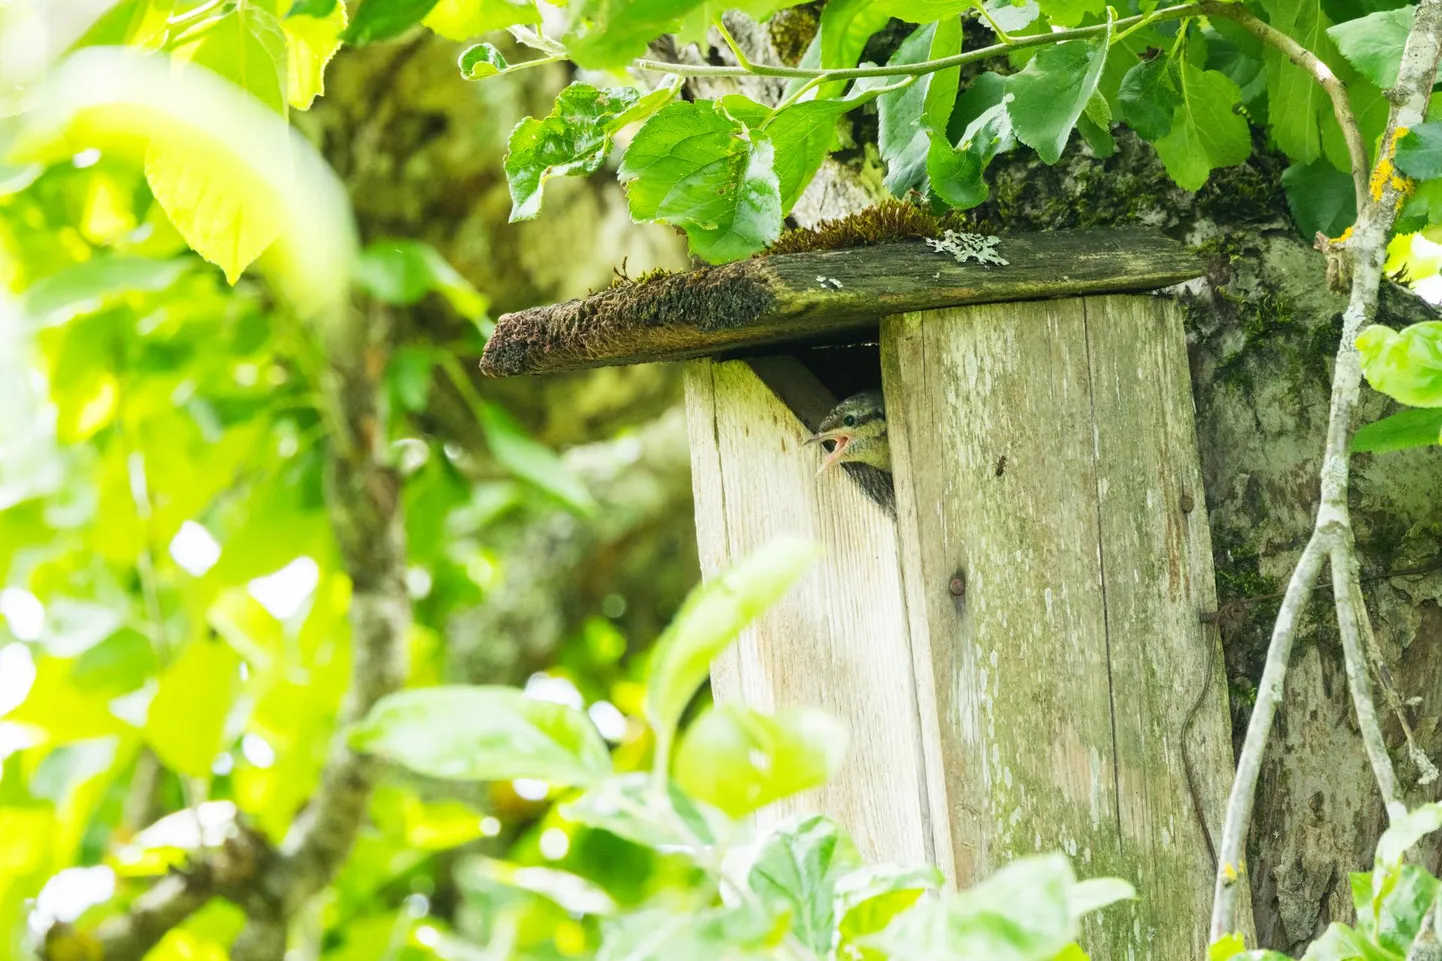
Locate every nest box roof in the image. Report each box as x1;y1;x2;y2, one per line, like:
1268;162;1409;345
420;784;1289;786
479;227;1204;377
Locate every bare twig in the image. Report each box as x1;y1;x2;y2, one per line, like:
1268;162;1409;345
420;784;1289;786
1209;533;1327;934
1209;0;1442;939
1332;540;1402;807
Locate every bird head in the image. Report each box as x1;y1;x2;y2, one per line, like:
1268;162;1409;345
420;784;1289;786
804;389;890;475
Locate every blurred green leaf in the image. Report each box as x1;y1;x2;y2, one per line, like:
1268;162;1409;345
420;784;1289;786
562;0;702;69
561;772;728;853
1067;877;1136;917
1376;802;1442;866
1352;407;1442;451
4;656;131;743
1357;322;1442;407
646;536;816;757
426;0;540;40
466;859;619;916
478;401;598;515
349;685;612;785
674;705;845;818
144;638;241;778
281;0;347;110
188;5;289;116
869;854;1083;961
288;0;338;15
746;815;861;954
22;257;189;326
597;901;785;961
356;239;487;320
835;864;944;961
342;0;441;44
1328;6;1413;89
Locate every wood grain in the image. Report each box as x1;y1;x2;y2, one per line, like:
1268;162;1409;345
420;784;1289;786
683;357;948;868
881;295;1250;956
483;230;1204;376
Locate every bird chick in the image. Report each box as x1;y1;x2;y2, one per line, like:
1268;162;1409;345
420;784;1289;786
804;389;890;475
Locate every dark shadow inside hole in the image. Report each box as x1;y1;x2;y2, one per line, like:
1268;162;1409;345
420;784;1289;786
737;338;894;517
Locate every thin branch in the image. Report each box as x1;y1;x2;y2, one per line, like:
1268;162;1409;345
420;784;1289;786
1331;540;1402;807
1210;0;1442;939
1209;532;1328;939
1200;1;1369;212
635;4;1203;80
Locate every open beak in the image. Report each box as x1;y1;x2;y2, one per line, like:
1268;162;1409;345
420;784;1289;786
804;428;852;475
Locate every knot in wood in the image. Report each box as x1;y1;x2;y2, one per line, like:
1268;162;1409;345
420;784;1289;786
948;573;966;598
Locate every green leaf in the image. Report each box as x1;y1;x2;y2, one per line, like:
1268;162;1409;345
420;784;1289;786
424;0;540;40
746;815;861;954
1282;159;1357;239
459;42;510;79
1152;62;1252;190
1376;802;1442;865
869;854;1080;961
287;0;338;14
463;859;619;915
929;100;1015;209
597;902;785;961
563;0;703;70
144;132;284;285
835;865;944;961
620;100;782;263
814;0;894;98
22;256;189;326
189;5;290;116
349;685;613;785
1352;407;1442;451
1067;877;1136;917
985;0;1042;32
1328;6;1414;89
387;346;435;413
281;0;347;109
1357;323;1442;407
1118;57;1180;142
1395;123;1442;180
864;0;970;17
740;80;905;213
1260;0;1344;164
1005;29;1112;165
478;400;598;515
561;772;729;852
341;0;442;44
505;83;641;222
144;639;241;778
645;535;817;754
355;239;487;320
674;704;846;817
1207;933;1250;961
877;23;939;197
1037;0;1105;28
1365;864;1440;956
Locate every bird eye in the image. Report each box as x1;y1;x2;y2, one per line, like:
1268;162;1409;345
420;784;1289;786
843;414;856;427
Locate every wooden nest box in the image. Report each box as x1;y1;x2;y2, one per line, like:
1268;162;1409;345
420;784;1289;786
482;228;1248;956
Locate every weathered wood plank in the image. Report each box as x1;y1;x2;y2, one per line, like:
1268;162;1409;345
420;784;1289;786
482;229;1203;377
880;295;1248;956
1080;295;1251;949
683;357;948;867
